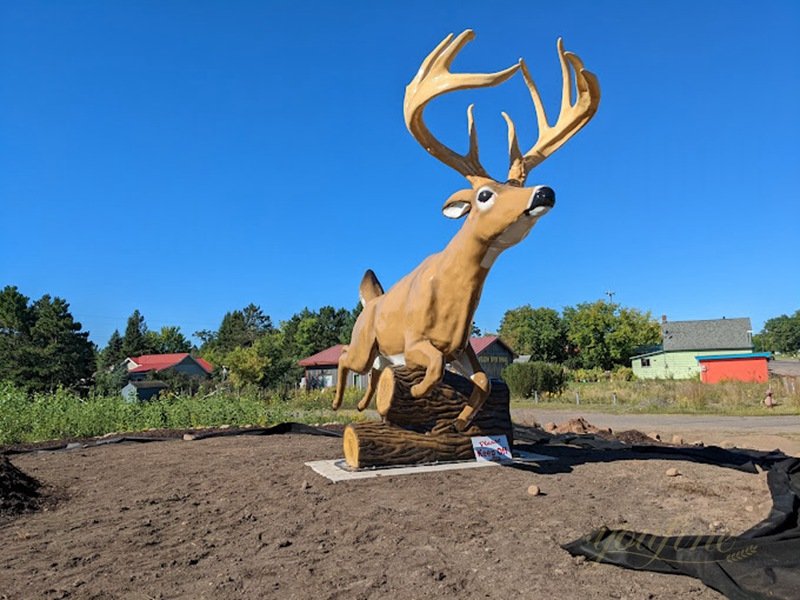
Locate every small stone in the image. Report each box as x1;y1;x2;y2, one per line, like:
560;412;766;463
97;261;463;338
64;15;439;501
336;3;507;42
745;505;754;512
544;422;557;432
709;521;724;532
647;432;661;441
665;467;680;477
183;433;196;441
691;440;704;447
527;484;541;496
218;424;231;430
671;435;684;445
301;480;311;490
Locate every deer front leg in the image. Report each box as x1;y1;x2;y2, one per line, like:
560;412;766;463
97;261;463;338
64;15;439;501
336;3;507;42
357;367;381;411
405;339;444;398
453;344;492;432
332;346;351;410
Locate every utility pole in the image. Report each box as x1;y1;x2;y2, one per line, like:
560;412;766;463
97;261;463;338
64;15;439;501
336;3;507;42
605;290;615;303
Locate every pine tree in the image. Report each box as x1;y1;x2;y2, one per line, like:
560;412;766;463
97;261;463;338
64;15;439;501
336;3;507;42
0;288;95;392
122;309;149;357
99;329;125;369
0;286;36;384
28;295;96;391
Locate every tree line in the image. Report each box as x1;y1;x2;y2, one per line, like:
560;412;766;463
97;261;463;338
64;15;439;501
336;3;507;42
0;285;360;393
2;284;798;394
497;302;662;371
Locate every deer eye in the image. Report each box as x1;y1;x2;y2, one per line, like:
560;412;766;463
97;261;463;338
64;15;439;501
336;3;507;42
477;189;494;203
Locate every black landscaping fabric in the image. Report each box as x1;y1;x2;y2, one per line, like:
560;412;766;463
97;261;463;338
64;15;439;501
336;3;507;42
547;436;800;600
2;422;342;455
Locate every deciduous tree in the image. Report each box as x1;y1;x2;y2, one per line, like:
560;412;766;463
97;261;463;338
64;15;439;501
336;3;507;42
755;310;800;355
498;305;567;361
146;326;192;354
563;300;660;370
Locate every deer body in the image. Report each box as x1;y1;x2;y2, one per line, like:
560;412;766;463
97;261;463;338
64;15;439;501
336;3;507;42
332;31;599;430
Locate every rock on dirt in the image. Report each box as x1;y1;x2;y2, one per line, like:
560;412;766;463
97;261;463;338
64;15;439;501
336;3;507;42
665;467;681;477
0;455;42;520
527;484;541;496
553;417;611;435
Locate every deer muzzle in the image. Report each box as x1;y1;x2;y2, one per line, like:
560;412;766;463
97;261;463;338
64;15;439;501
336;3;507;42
524;186;555;216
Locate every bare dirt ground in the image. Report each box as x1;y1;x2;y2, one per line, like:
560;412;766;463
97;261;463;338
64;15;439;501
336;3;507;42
0;427;780;600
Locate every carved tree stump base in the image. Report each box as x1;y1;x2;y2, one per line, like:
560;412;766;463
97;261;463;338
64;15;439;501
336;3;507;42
343;367;512;469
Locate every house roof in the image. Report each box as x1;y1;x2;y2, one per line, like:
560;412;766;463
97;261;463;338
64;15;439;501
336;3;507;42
297;344;346;367
661;318;753;352
695;352;771;362
297;336;515;367
469;335;516;357
127;353;214;374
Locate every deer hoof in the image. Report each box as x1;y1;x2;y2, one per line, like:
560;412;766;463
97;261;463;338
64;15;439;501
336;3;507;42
410;383;427;398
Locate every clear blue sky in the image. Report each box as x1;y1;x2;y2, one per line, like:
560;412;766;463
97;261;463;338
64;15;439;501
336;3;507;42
2;1;798;347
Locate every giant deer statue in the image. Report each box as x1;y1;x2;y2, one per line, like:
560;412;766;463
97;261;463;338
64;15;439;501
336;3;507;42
332;30;600;431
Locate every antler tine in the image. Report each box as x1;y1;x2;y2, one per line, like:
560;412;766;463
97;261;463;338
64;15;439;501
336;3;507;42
404;30;520;182
506;38;600;184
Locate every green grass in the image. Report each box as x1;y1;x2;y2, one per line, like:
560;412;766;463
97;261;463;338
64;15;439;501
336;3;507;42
0;382;366;446
4;377;798;446
511;379;800;416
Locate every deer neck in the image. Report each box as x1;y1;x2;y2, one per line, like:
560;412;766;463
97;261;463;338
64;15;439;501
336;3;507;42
440;226;492;284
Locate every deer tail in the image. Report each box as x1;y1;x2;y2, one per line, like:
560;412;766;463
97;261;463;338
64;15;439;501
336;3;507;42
359;269;385;307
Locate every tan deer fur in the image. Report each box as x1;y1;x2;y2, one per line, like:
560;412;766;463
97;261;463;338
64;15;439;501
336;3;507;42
332;30;600;431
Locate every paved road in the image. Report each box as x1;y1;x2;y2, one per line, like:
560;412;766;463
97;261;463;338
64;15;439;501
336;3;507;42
512;407;800;455
513;408;800;433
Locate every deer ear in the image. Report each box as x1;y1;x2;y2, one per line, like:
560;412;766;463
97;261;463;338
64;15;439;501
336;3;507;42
442;189;473;219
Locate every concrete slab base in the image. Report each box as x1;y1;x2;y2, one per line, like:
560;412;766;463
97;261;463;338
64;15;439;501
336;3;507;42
306;451;556;482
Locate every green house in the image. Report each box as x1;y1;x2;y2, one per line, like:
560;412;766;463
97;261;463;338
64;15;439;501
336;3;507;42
631;317;753;380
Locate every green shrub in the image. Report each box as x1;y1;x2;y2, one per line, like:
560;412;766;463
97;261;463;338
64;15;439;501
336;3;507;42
502;362;567;399
569;367;606;382
611;366;634;381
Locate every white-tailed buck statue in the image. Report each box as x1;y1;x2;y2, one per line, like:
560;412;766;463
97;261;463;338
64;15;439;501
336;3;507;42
333;29;600;435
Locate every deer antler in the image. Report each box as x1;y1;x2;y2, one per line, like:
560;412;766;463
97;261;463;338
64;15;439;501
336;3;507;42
404;30;519;183
502;38;600;184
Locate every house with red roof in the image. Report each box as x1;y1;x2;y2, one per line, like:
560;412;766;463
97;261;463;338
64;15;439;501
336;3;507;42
124;353;214;381
297;336;515;390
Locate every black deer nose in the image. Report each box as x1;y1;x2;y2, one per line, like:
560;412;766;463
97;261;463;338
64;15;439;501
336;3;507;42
532;186;556;208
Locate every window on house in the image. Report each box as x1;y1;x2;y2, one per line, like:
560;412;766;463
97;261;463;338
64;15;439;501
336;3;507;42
641;358;651;367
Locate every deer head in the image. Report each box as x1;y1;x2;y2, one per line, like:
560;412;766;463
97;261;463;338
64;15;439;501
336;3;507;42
404;30;600;263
